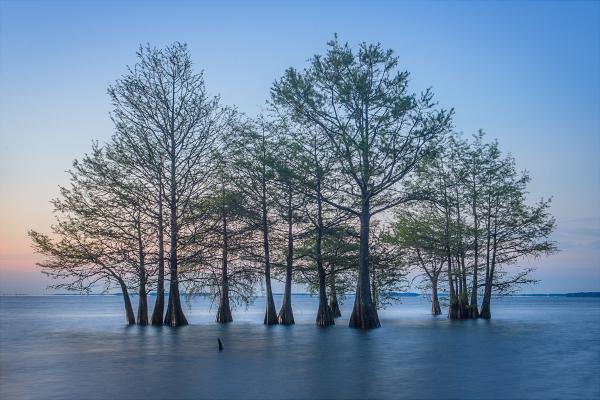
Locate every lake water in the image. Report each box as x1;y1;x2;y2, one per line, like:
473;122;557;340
1;294;599;399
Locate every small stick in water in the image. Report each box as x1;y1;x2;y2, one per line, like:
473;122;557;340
218;338;223;351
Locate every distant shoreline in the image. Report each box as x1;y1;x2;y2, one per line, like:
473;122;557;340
1;292;599;297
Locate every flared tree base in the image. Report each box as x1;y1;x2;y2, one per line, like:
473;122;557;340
216;307;233;323
278;303;295;325
151;297;164;325
264;310;278;325
470;306;479;319
316;302;335;327
137;315;149;325
448;296;471;320
479;303;491;319
349;293;380;329
120;285;135;326
216;292;233;323
137;295;148;325
432;300;442;316
164;299;189;327
329;298;342;318
264;295;278;325
125;311;136;326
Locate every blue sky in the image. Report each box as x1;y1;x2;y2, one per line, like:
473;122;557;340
0;0;598;293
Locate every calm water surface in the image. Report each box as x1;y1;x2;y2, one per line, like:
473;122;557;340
1;295;599;399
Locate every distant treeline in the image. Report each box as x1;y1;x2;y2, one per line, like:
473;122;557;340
5;292;597;298
29;38;557;329
31;292;596;298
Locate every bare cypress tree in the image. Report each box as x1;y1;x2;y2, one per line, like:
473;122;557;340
408;139;467;319
80;144;157;326
295;222;358;321
478;153;557;318
104;141;163;325
328;266;342;317
29;144;153;325
278;120;358;326
277;180;296;325
385;208;447;315
184;137;260;323
272;137;302;325
463;135;482;318
304;134;336;326
152;164;166;325
447;139;470;319
230;118;280;325
456;131;495;318
272;37;452;328
108;43;231;326
367;225;410;311
30;228;137;325
111;138;167;325
295;131;340;326
323;226;358;318
389;133;557;319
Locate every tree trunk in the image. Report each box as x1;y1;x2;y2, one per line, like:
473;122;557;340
470;188;479;319
216;289;233;323
137;279;148;325
164;119;188;327
480;284;492;319
329;265;341;318
451;255;467;319
460;260;468;319
457;291;467;319
470;273;479;320
278;187;295;325
480;213;498;319
480;196;494;319
315;185;333;327
261;165;278;325
217;284;233;323
371;260;378;311
151;174;165;325
431;277;442;316
447;247;459;319
456;197;468;320
164;266;188;326
216;208;233;323
316;266;334;327
444;188;459;320
118;279;135;325
349;196;380;329
136;218;148;326
480;264;493;319
136;268;148;325
458;277;468;319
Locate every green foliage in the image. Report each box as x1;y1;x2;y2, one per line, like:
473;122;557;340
29;38;558;324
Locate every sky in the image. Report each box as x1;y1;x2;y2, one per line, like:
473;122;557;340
0;0;598;294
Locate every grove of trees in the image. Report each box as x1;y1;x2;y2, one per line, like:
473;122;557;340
29;39;557;329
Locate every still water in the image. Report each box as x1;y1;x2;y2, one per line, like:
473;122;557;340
1;294;599;399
